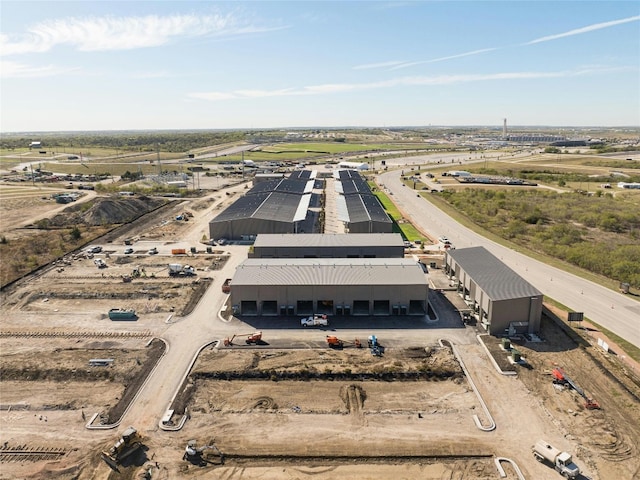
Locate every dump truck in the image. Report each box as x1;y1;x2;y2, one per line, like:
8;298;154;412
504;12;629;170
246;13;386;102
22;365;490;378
168;263;196;277
101;426;142;467
301;315;329;327
221;278;232;293
532;440;581;478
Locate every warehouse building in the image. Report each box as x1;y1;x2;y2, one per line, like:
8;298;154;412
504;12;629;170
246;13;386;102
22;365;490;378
335;170;393;233
208;169;392;240
250;233;405;259
444;246;542;336
230;258;428;317
208;177;314;241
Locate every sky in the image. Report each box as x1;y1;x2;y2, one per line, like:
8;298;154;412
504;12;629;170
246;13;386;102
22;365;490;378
1;1;639;132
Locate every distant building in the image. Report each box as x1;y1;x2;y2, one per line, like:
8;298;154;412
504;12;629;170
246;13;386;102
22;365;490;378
338;161;369;170
618;182;640;189
167;180;187;188
29;141;42;149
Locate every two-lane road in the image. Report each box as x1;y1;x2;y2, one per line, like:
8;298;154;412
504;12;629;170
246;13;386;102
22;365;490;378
380;170;640;350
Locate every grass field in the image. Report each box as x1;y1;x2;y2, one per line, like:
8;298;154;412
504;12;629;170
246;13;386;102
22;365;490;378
368;182;428;242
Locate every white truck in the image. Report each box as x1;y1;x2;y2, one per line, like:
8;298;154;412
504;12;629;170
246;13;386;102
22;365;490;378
300;315;329;327
532;440;581;478
168;263;196;277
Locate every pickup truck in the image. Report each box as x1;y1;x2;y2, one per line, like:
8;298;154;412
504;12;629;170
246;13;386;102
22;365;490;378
301;315;329;327
221;278;232;294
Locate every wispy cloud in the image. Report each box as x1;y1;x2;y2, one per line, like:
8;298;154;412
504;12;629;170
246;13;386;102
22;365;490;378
353;60;407;70
356;15;639;72
353;48;495;72
0;59;79;78
525;15;640;45
390;48;497;70
0;13;284;56
190;66;626;101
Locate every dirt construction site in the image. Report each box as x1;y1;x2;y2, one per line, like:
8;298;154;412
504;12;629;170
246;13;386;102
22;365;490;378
1;181;640;479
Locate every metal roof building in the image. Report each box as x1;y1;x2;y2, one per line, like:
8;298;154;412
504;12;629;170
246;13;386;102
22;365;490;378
209;169;391;241
208;184;312;241
335;170;393;234
444;246;542;336
230;257;428;317
250;233;405;259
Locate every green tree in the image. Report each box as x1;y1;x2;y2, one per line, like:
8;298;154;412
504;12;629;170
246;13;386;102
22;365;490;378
70;226;82;241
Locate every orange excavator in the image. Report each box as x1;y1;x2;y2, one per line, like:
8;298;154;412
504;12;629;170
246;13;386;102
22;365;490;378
326;336;361;349
223;331;262;346
552;367;600;410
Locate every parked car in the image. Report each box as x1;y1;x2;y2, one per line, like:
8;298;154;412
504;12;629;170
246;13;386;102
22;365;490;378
86;246;102;253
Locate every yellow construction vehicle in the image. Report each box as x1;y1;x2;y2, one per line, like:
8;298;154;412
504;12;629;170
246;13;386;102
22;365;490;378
101;426;142;468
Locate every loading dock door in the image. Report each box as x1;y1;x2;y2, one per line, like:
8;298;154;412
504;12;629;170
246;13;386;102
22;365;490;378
409;300;426;315
373;300;390;316
297;300;313;316
261;300;277;316
353;300;369;316
317;300;334;316
240;301;258;316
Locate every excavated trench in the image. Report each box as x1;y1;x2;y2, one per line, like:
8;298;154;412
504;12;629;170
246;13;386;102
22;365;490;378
189;369;463;382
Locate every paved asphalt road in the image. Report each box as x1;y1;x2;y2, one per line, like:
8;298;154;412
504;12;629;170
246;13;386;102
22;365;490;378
380;169;640;350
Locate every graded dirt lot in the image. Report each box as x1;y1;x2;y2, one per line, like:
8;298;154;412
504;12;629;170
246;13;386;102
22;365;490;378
1;179;640;480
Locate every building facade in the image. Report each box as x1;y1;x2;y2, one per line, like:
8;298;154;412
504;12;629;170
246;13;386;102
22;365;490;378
230;258;428;317
444;246;542;336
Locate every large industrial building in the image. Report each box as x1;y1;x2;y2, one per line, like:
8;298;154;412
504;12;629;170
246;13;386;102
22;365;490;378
208;177;314;241
335;169;393;233
250;233;405;259
444;246;542;335
208;169;392;241
229;257;428;317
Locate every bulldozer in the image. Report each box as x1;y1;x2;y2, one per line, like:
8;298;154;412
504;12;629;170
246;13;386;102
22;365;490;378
223;331;262;346
101;426;143;468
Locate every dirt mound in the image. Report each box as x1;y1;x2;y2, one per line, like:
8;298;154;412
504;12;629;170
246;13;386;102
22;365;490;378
50;196;167;227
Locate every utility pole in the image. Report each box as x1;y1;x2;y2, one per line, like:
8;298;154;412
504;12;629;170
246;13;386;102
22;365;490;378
156;143;161;176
